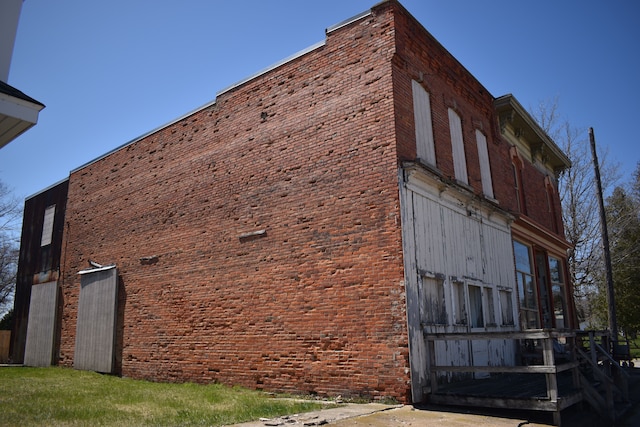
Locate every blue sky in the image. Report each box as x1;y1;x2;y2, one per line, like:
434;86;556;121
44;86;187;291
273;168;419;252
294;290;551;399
1;0;639;203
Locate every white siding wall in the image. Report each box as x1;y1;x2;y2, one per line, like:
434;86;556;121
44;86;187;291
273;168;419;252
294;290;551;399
400;168;517;399
74;266;118;373
24;281;58;367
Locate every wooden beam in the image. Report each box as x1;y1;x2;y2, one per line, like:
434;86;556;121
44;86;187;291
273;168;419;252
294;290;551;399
424;330;576;341
431;362;578;374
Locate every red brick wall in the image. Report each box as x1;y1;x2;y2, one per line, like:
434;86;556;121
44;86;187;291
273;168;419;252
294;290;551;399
390;4;518;213
390;1;565;239
520;163;565;235
58;5;411;402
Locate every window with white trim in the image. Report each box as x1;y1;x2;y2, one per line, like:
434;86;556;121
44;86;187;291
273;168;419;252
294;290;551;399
41;205;56;247
484;286;496;326
468;284;484;328
452;280;467;325
513;240;539;329
420;274;446;325
549;257;568;329
475;129;494;198
499;289;515;326
448;108;468;184
412;80;436;166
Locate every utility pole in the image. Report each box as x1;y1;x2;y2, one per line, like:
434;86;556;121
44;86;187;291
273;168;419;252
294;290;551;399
589;127;618;350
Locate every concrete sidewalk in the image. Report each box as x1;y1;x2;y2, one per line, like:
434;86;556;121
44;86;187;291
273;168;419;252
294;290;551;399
232;366;640;427
230;403;554;427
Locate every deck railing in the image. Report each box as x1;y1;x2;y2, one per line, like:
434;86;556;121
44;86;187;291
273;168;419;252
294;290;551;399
424;329;630;426
424;329;580;426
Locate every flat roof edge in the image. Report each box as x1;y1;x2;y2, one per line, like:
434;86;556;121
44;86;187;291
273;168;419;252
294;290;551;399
70;98;218;174
216;40;326;97
68;8;372;176
25;177;69;201
325;10;371;34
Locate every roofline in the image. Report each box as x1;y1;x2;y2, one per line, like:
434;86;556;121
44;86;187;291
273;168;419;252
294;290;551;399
25;176;69;201
325;9;371;34
0;80;45;108
494;94;571;168
216;40;326;97
218;9;372;96
70;97;218;174
70;8;374;176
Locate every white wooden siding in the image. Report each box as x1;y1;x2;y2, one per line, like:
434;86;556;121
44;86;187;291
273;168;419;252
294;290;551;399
412;80;436;166
448;109;468;184
74;266;118;373
400;167;517;400
24;281;58;367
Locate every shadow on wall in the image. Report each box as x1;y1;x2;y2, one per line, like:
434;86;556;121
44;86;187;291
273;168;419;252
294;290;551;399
114;275;126;375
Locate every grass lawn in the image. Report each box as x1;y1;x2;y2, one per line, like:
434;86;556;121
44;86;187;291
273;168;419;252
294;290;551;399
0;366;329;426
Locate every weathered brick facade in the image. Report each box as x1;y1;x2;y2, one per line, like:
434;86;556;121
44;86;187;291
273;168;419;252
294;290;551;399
59;1;409;401
15;0;571;403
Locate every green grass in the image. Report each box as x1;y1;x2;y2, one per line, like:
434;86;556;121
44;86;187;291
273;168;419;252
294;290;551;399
0;367;328;426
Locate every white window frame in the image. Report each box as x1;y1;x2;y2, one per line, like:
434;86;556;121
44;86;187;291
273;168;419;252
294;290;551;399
412;80;436;166
448;108;468;184
475;129;494;198
41;205;56;247
419;273;447;326
498;288;515;326
452;279;467;326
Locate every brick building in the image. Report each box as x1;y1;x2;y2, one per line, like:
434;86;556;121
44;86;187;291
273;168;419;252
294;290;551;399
13;0;574;405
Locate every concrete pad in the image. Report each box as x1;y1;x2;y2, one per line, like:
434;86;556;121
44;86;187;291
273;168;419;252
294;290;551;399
329;405;552;427
229;403;399;426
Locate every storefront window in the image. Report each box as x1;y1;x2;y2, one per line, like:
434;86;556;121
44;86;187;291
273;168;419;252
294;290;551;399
513;240;539;329
549;257;568;329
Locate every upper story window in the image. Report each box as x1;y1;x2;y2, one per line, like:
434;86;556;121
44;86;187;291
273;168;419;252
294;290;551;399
41;205;56;247
411;80;436;167
475;130;494;199
510;148;527;215
448;108;468;185
544;176;559;233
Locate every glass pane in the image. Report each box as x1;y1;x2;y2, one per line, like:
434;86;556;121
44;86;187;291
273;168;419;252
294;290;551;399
484;287;495;325
422;276;446;325
454;281;466;325
513;241;532;273
525;275;537;310
499;290;514;325
517;273;525;302
468;285;484;328
553;284;567;329
526;310;540;329
549;257;562;283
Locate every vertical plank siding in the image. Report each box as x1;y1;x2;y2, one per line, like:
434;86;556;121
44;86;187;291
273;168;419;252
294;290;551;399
23;281;58;367
401;168;517;397
74;267;118;373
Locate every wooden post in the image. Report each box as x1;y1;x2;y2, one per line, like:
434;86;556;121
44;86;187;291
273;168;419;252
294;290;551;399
428;338;438;394
589;128;618;348
589;331;598;367
542;336;560;425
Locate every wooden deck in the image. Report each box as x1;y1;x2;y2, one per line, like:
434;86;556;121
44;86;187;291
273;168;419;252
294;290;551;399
429;371;583;412
424;330;585;426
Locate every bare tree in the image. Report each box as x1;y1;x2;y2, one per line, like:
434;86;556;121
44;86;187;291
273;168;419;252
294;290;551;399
0;181;22;315
532;100;620;327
